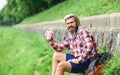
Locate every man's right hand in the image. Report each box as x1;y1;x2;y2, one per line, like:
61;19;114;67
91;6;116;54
45;30;53;40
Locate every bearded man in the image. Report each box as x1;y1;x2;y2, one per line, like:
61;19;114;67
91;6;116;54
45;14;98;75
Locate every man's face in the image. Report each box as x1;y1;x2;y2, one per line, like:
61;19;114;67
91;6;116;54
65;17;77;34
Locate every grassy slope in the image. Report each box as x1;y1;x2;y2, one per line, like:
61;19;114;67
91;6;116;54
21;0;120;24
0;27;54;75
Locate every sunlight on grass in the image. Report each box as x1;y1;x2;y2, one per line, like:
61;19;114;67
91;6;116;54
0;27;54;75
21;0;120;24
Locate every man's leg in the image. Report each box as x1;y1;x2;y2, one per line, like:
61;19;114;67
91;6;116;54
52;52;72;75
55;61;71;75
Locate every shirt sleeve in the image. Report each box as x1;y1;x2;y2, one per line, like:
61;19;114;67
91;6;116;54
78;28;94;63
48;38;69;52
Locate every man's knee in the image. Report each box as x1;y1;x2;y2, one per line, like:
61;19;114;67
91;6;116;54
56;61;66;71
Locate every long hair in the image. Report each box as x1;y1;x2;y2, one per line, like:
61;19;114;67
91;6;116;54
64;14;80;26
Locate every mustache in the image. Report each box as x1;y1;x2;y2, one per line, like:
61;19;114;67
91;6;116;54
68;26;75;29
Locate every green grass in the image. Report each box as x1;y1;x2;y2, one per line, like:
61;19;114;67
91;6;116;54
103;49;120;75
0;27;54;75
21;0;120;24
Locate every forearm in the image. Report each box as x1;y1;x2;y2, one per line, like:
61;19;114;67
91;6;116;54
48;38;61;52
48;38;69;52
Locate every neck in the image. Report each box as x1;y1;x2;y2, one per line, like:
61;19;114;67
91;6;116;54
75;26;78;33
71;32;76;36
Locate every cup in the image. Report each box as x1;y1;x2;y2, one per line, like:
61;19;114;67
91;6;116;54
45;31;53;40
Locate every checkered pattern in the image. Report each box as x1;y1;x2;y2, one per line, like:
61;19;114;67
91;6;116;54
48;27;98;63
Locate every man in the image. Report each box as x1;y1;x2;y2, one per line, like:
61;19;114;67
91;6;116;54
45;14;98;75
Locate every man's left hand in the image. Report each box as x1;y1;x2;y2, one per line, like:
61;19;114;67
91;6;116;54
69;59;79;64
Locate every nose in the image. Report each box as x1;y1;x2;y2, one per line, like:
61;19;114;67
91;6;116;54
67;23;71;27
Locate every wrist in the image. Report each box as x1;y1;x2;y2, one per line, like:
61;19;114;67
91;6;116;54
47;37;53;41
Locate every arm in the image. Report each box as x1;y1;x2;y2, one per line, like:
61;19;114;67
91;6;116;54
48;38;69;52
78;28;95;63
45;30;69;52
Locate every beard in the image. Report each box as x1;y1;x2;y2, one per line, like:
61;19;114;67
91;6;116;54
68;26;78;35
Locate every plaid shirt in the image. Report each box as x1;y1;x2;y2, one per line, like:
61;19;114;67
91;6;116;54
48;27;98;63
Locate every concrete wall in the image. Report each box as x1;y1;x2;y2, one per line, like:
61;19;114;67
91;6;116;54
80;13;120;30
16;13;120;52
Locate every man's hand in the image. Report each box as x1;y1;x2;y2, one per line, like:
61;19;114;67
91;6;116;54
45;31;53;40
68;59;79;64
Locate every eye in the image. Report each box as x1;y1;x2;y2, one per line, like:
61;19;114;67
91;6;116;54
70;21;74;23
66;23;69;25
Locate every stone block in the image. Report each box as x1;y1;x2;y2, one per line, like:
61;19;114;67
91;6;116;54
80;17;91;28
90;14;108;30
107;13;120;30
